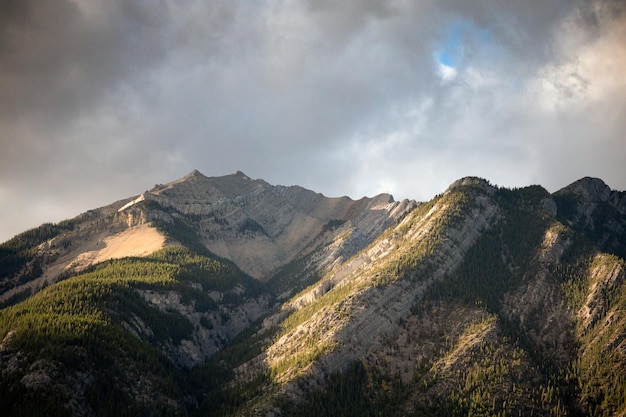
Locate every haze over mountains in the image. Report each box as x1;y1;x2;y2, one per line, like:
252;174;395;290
1;170;625;416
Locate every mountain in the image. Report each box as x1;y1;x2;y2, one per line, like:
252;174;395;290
1;171;625;417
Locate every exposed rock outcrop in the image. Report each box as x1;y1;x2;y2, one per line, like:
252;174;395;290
117;170;415;281
554;177;626;258
2;172;626;417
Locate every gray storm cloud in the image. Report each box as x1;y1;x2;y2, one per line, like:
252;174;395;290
0;0;625;241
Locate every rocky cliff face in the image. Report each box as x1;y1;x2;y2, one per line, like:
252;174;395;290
0;170;413;305
0;170;415;370
207;177;626;417
0;196;169;305
265;180;499;386
117;170;415;281
1;172;626;417
554;176;626;258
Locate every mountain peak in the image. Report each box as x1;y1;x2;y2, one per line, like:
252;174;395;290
2;172;626;416
232;170;250;180
555;177;611;202
182;169;207;181
445;176;495;194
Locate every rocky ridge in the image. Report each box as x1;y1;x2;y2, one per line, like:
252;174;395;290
554;176;626;258
117;170;415;281
1;172;626;417
0;170;414;304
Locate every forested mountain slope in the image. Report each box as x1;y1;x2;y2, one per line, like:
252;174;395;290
1;172;625;416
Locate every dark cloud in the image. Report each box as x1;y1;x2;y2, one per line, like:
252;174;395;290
0;1;169;122
1;0;625;241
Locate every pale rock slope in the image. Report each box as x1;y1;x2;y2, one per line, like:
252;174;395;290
118;170;415;281
1;170;414;304
2;173;626;416
0;197;169;304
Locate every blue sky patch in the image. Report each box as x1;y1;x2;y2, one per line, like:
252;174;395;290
434;18;494;70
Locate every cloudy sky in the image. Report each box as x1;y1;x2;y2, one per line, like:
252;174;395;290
1;0;625;242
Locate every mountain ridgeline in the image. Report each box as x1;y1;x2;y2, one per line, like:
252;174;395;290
1;171;625;417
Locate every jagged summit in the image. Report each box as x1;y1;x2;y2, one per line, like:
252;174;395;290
555;176;612;202
186;168;206;178
552;176;626;258
2;173;626;416
167;169;252;190
117;169;416;280
232;169;250;180
177;168;208;183
445;176;495;194
183;169;250;180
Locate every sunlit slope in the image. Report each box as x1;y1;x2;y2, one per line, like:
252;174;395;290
0;198;169;306
114;170;414;281
1;174;625;417
207;179;626;417
0;170;414;306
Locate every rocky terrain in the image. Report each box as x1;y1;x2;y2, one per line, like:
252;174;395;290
0;170;412;303
1;171;625;416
